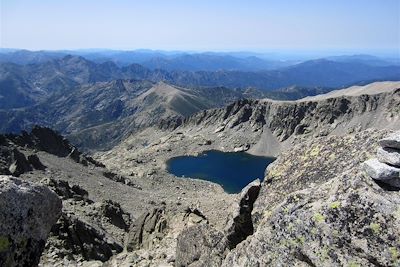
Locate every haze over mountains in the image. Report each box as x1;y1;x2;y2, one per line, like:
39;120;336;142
2;0;400;265
0;49;399;150
1;50;399;104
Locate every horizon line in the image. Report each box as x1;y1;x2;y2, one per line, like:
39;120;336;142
1;47;399;58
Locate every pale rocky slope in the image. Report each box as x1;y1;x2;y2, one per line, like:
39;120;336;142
300;81;400;101
95;81;400;266
1;81;399;266
104;82;400;166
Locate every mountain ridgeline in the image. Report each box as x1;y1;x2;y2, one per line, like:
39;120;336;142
0;80;267;149
1;49;400;267
1;52;399;150
1;54;399;109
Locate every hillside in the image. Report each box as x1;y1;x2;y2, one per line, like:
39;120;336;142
0;80;255;149
1;80;399;266
2;0;400;266
1;56;399;111
93;81;400;266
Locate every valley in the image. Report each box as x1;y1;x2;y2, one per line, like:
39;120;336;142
0;50;399;267
2;1;400;266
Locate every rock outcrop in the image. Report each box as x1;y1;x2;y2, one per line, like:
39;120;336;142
49;213;123;262
40;178;130;265
3;126;104;168
222;171;400;267
224;179;261;249
174;179;261;267
7;148;32;176
125;206;168;252
175;224;227;267
0;176;62;267
171;130;400;267
155;88;400;158
363;131;400;188
102;171;142;189
222;130;400;266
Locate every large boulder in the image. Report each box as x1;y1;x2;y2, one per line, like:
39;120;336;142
0;176;62;267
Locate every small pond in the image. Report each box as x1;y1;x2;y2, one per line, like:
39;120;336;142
166;150;275;193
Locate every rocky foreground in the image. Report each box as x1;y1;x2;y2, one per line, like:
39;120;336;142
0;84;399;266
98;129;399;267
0;126;234;266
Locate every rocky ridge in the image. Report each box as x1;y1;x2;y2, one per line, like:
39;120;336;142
158;84;400;157
97;83;400;266
1;126;103;174
1;82;399;266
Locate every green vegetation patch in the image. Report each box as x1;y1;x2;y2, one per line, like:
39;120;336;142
389;247;399;265
348;261;361;267
313;212;325;223
330;201;341;209
0;236;10;252
369;222;381;235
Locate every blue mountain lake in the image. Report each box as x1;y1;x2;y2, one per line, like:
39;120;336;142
166;150;275;193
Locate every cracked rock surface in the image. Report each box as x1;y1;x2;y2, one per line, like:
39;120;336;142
222;130;400;267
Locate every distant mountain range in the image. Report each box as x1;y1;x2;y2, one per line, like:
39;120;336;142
0;80;261;149
1;49;399;70
0;51;399;149
1;54;399;109
0;49;295;70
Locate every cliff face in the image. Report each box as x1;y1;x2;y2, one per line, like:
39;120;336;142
96;84;400;266
159;88;399;156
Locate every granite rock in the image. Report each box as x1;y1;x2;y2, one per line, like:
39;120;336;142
377;147;400;166
363;158;400;182
379;131;400;150
0;176;61;267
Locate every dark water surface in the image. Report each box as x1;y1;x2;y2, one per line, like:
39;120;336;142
166;150;275;193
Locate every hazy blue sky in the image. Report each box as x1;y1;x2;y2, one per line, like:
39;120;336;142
1;0;399;53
